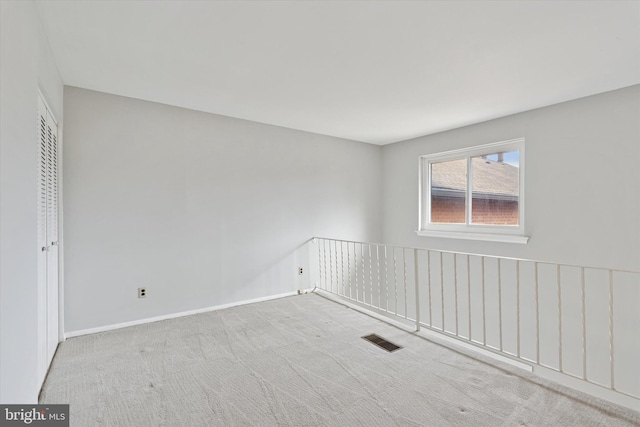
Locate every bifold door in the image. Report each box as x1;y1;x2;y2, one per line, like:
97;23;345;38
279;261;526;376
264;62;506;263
37;94;59;387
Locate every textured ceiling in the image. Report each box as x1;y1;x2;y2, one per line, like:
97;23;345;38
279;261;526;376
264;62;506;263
36;1;640;144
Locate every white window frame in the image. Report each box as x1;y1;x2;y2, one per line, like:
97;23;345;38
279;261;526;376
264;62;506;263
417;138;529;244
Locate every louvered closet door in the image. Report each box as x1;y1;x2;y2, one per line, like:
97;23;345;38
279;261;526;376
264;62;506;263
36;94;59;386
45;107;59;366
37;96;48;386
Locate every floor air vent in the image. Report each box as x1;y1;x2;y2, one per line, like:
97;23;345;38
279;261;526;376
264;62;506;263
362;334;402;353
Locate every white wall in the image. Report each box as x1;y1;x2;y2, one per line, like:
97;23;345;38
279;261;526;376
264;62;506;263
380;86;640;406
63;87;382;333
382;85;640;272
0;1;63;403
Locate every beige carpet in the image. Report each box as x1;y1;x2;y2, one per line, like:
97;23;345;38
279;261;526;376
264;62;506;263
40;294;640;426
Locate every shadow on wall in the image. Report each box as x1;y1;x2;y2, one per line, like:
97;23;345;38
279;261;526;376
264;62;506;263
220;238;316;303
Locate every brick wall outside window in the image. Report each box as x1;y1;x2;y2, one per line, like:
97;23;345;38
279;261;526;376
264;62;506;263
431;197;465;223
431;197;518;225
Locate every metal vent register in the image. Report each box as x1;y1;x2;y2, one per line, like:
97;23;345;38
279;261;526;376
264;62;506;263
362;334;402;353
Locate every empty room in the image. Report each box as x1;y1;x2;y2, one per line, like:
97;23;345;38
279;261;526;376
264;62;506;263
1;0;639;425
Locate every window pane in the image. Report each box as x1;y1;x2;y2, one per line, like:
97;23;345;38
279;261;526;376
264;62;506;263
430;159;467;224
471;150;519;225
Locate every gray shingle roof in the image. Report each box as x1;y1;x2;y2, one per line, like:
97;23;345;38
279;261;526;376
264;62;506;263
432;158;519;197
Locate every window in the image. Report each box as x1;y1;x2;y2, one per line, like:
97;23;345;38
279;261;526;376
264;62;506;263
418;138;528;243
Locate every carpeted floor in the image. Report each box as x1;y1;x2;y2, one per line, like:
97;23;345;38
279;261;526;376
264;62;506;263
40;293;640;426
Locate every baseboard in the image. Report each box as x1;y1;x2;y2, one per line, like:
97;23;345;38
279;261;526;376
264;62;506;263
314;289;640;417
65;291;299;339
532;364;640;415
314;289;533;373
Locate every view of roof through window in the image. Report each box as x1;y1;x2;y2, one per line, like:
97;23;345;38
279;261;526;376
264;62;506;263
431;151;519;225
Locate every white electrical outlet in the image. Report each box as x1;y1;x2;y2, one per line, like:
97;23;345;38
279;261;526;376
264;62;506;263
298;267;304;275
138;287;147;298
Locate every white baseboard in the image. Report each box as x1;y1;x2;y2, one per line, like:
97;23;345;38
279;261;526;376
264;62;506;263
314;290;640;416
315;289;532;373
533;364;640;414
65;291;298;339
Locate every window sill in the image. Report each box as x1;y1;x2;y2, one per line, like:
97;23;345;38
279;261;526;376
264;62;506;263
416;230;529;244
